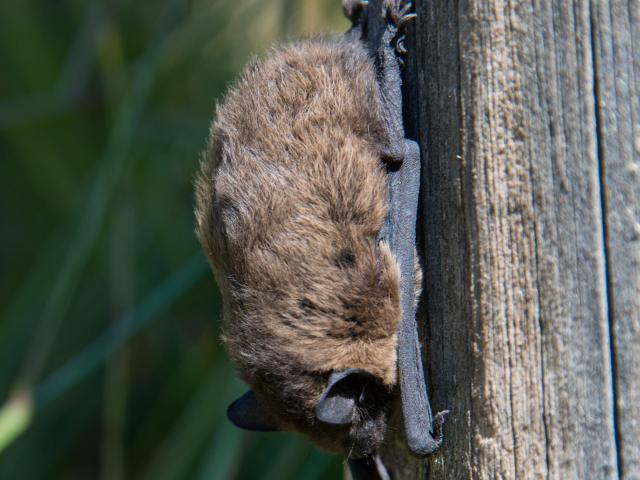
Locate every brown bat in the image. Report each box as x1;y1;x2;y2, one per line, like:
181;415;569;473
194;0;445;476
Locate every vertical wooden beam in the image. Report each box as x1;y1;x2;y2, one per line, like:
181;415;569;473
372;0;638;477
591;1;640;478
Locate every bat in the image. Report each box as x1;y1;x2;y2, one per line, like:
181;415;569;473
194;0;445;477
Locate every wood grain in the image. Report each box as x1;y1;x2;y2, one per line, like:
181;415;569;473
368;0;639;478
591;1;640;478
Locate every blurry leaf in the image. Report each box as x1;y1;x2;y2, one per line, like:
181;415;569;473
0;392;32;453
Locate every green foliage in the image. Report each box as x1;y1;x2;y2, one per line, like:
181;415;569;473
0;0;348;478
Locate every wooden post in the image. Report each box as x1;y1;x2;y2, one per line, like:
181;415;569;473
370;1;640;478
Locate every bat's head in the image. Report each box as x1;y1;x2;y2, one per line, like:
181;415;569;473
218;235;403;457
227;368;395;457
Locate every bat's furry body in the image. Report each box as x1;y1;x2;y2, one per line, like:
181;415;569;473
195;1;445;466
195;37;403;453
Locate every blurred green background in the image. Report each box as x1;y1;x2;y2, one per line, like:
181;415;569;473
0;0;350;478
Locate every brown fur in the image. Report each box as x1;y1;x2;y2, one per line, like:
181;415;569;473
195;37;404;453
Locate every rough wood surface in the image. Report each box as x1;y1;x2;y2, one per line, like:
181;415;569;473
591;2;640;478
369;0;639;478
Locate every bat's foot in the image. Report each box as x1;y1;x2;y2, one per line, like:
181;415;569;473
384;0;416;30
374;2;412;148
382;0;416;64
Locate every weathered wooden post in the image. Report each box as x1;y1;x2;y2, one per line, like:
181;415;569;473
369;1;639;478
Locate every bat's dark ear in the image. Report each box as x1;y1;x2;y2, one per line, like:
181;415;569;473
315;368;372;425
227;390;278;431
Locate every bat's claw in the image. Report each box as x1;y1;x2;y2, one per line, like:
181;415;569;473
384;1;416;30
396;35;407;55
398;1;412;16
382;1;416;63
399;12;417;28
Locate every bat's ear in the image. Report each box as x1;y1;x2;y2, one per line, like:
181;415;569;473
315;368;372;425
227;390;278;431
